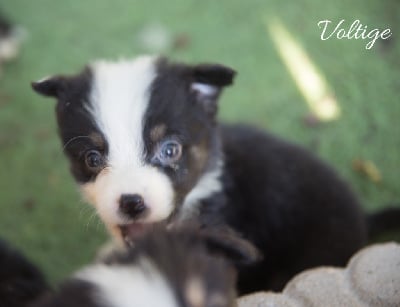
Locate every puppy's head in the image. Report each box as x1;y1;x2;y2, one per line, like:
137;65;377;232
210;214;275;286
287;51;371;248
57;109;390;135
32;56;235;243
32;227;259;307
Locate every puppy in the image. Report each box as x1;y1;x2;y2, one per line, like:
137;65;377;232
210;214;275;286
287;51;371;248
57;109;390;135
31;226;257;307
32;56;369;293
0;12;22;65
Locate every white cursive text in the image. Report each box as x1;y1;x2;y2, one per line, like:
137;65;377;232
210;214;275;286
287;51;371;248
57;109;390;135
317;19;392;50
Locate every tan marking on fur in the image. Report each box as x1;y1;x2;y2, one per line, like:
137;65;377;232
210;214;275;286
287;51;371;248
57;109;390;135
186;277;205;307
189;143;209;173
80;167;110;205
150;124;167;142
89;132;106;148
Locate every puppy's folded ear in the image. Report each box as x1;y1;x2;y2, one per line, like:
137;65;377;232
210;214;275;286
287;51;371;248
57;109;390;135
200;227;262;267
191;64;236;115
193;64;236;87
31;76;64;98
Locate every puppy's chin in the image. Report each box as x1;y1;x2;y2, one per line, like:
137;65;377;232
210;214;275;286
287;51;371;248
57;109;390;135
119;223;149;246
112;221;168;247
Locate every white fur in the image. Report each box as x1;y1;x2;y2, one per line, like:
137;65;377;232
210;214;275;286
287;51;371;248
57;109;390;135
179;160;223;221
82;56;174;232
75;260;178;307
191;82;217;97
88;56;155;169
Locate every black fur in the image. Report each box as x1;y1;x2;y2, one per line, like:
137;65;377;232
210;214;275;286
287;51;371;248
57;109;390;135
0;239;49;307
32;69;108;183
218;125;367;292
143;59;226;206
367;207;400;238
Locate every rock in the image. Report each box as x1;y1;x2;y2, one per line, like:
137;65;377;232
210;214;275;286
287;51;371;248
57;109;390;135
237;243;400;307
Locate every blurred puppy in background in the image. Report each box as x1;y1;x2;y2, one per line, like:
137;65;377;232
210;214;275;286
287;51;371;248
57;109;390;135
0;12;23;74
1;227;258;307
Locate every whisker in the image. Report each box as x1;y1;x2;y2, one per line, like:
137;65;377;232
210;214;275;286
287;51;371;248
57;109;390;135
86;210;99;230
78;204;92;220
78;202;98;230
95;217;103;231
62;135;92;152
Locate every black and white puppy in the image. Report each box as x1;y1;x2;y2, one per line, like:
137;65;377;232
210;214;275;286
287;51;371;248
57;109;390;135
32;56;368;293
31;226;256;307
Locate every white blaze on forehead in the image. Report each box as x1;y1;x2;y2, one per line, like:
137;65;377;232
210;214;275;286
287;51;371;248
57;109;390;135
75;260;178;307
88;56;156;167
81;56;175;231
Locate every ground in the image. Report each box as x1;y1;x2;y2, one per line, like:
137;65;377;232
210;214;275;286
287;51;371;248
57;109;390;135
0;0;399;283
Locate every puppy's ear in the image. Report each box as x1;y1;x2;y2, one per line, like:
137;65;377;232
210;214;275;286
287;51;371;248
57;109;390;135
201;227;262;267
191;64;236;115
31;76;64;98
193;64;236;87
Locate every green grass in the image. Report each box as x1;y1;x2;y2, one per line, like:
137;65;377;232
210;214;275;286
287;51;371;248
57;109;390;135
0;0;399;283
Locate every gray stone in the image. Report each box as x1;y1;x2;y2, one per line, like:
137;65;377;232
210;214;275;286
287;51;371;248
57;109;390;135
347;242;400;307
237;243;400;307
238;292;298;307
284;267;363;306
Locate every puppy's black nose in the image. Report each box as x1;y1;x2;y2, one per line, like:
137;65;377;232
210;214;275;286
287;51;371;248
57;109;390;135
119;194;146;219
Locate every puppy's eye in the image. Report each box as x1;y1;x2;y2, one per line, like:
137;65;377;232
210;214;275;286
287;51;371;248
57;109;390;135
85;150;104;170
156;140;182;165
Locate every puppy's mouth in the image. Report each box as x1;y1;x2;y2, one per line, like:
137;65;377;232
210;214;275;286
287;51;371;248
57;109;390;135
119;223;149;246
118;219;170;246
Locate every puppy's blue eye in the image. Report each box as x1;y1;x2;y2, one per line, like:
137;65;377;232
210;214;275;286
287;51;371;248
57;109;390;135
156;140;182;165
85;150;104;170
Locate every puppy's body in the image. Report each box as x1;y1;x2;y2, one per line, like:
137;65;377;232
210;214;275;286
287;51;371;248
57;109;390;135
214;125;366;292
33;56;367;293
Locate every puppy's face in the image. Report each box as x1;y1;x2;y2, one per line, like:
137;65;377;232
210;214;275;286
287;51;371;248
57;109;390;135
32;56;235;243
